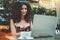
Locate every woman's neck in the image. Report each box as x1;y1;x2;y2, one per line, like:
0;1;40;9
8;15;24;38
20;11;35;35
21;15;24;20
21;15;27;23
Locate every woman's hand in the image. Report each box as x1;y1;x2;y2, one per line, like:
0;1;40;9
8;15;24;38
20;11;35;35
15;32;20;37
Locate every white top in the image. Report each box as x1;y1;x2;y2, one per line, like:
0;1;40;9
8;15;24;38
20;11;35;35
18;31;33;39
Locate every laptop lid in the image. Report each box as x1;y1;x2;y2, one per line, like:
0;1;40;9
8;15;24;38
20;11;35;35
31;14;57;37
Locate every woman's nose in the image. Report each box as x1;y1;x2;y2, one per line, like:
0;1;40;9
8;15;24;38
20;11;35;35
22;9;27;12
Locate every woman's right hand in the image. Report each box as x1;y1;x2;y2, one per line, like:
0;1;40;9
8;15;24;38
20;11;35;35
15;32;20;37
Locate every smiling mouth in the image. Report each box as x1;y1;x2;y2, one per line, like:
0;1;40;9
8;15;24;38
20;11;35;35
22;12;26;14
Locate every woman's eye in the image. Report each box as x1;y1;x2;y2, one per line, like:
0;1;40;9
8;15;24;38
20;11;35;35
21;8;27;10
21;8;23;10
25;8;27;10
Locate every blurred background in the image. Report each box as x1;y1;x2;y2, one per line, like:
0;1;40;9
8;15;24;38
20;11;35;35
0;0;60;39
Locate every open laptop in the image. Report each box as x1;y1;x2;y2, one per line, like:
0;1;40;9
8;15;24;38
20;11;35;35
31;14;58;37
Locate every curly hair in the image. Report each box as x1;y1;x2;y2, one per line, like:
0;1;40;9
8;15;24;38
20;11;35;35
11;2;33;23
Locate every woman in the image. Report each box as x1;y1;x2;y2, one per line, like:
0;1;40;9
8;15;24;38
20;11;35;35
10;2;33;40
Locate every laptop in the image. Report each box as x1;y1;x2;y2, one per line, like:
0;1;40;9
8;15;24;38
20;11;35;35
31;14;57;37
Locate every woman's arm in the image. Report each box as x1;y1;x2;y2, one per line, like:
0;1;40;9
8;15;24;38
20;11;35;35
10;19;17;38
30;21;32;31
10;19;20;37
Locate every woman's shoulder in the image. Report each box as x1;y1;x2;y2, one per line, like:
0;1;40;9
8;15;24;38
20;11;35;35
14;23;20;27
28;19;32;24
29;19;32;22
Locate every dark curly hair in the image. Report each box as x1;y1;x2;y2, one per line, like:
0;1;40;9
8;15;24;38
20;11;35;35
11;2;33;23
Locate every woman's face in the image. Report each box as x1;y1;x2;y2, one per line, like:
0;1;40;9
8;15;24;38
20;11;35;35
21;4;27;16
